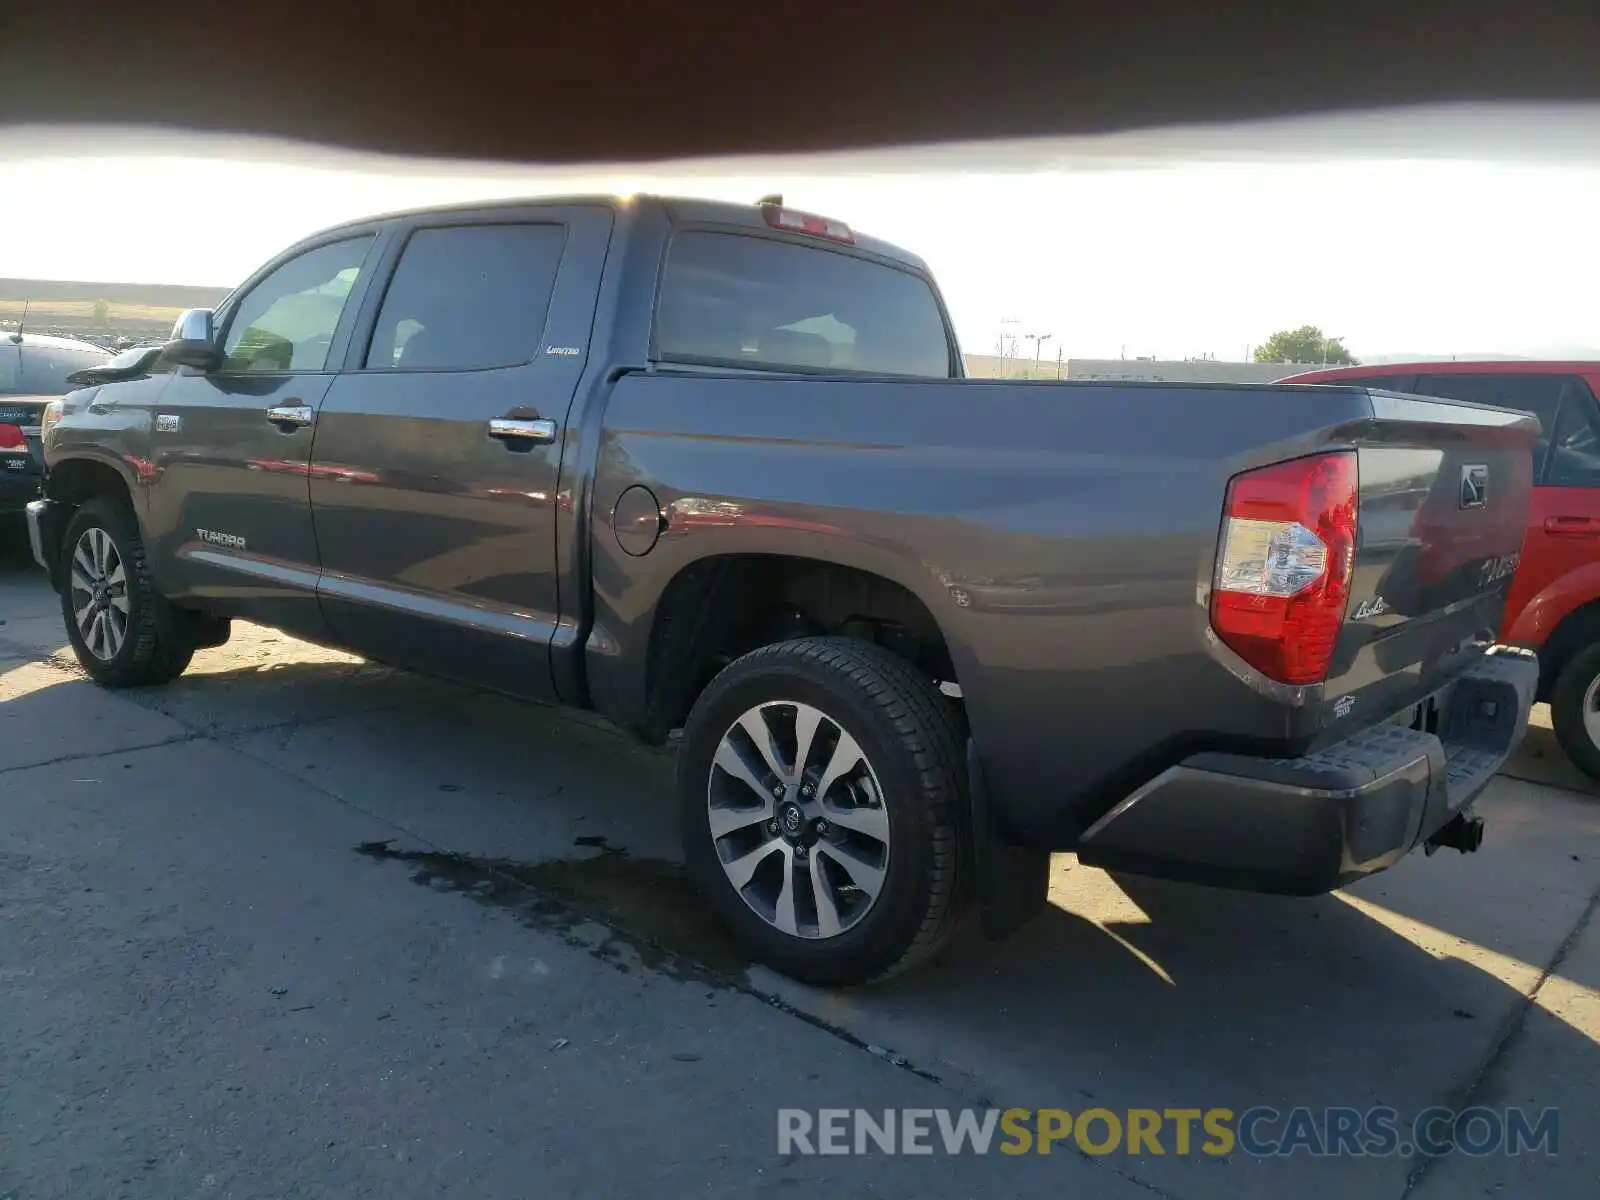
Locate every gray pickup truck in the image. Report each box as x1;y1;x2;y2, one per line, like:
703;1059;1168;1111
27;194;1541;985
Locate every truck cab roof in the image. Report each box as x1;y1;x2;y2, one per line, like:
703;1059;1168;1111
311;193;932;273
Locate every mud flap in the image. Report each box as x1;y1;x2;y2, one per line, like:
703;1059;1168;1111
968;738;1050;941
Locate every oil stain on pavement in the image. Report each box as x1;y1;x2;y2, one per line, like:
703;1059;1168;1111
353;836;953;1088
354;836;750;981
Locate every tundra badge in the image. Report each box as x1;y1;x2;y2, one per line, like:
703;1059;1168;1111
196;528;246;551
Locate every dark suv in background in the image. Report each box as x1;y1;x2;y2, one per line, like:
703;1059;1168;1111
1;331;111;539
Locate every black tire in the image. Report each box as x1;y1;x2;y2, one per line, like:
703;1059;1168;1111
678;636;970;987
58;495;196;688
1550;640;1600;783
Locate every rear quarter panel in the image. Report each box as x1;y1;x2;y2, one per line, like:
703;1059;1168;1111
586;374;1383;844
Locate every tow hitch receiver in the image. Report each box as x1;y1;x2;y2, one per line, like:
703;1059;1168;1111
1426;812;1486;856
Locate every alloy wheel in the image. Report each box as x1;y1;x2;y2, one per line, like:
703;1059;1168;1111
68;527;130;662
706;700;891;940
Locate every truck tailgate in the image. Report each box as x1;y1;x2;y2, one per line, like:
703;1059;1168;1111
1325;389;1539;729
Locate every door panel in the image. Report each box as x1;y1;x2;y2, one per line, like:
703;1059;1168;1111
144;232;380;638
309;206;613;699
1507;377;1600;640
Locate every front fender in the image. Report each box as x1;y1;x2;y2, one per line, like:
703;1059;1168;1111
48;378;156;494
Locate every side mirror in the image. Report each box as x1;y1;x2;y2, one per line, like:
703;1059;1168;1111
162;308;219;369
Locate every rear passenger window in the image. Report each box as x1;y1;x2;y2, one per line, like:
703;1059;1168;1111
365;224;567;371
1545;379;1600;488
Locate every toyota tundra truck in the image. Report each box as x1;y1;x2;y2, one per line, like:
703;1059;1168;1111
26;194;1540;986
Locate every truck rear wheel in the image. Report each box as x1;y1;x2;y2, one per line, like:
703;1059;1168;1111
58;496;196;688
678;636;970;987
1550;640;1600;783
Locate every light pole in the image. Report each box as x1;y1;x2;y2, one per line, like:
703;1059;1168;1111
998;317;1022;377
1026;332;1053;377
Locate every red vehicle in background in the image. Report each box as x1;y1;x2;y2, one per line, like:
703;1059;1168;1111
1285;361;1600;781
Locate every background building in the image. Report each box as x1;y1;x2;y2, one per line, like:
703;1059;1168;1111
962;353;1319;384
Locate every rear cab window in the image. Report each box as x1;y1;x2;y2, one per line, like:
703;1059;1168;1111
653;230;956;378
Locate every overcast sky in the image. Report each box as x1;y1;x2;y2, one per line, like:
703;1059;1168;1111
3;103;1599;363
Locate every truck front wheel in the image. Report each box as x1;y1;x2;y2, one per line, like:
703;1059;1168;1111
678;636;970;987
58;496;196;688
1550;640;1600;783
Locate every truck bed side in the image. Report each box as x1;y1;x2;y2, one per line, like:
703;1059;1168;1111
581;375;1479;846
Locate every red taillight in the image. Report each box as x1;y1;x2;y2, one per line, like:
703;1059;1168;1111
760;204;855;244
1210;451;1358;686
0;423;25;451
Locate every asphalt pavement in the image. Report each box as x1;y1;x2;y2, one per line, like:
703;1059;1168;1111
1;537;1596;1199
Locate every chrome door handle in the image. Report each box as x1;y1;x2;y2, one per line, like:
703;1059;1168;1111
266;404;314;428
487;417;556;444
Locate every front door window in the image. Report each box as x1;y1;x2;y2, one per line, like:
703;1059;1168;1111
219;237;374;374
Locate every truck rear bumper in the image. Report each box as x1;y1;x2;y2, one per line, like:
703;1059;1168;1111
1075;648;1538;895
